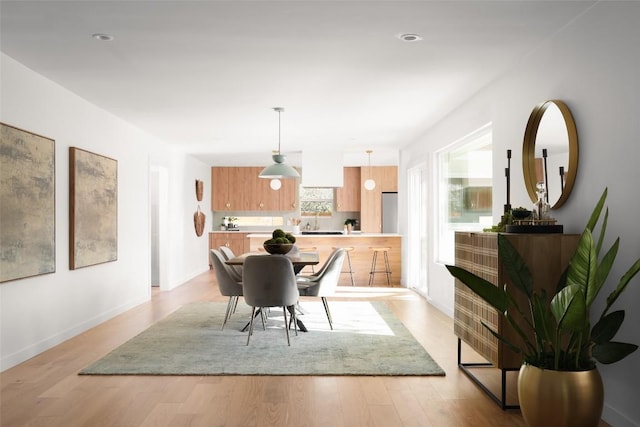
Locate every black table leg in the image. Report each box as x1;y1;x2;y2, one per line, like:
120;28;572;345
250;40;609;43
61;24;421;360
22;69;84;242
242;307;308;332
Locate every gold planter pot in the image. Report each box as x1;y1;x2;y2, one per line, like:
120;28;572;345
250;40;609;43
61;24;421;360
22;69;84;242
518;363;604;427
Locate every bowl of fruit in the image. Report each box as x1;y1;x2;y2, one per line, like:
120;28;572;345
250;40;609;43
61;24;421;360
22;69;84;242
263;229;297;254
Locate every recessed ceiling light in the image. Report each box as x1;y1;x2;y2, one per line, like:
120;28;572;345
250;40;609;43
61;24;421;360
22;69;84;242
398;33;422;42
92;33;114;42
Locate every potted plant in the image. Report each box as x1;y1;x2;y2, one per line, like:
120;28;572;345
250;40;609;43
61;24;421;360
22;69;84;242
344;218;357;234
446;188;640;427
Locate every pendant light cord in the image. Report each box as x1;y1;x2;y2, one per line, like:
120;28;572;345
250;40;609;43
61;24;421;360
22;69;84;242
274;107;284;155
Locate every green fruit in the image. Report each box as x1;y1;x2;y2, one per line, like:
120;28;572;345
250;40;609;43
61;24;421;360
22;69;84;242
285;233;296;244
272;228;286;239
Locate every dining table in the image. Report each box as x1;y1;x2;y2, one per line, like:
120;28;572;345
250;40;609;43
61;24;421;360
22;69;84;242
225;250;320;274
225;251;320;332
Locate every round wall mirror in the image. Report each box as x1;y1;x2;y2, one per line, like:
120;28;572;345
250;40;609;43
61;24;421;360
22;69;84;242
522;100;578;209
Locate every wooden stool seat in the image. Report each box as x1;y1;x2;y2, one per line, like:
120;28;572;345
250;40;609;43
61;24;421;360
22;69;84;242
368;247;391;286
333;246;355;286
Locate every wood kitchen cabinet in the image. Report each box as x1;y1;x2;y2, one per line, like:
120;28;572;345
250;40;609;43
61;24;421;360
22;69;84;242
279;175;298;211
335;167;361;212
360;166;398;232
211;167;246;211
211;166;298;212
208;232;249;267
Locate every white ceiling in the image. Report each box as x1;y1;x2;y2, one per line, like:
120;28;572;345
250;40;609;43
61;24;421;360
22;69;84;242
0;1;596;167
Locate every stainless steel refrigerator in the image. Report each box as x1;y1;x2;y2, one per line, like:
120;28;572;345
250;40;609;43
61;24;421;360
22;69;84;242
381;192;398;234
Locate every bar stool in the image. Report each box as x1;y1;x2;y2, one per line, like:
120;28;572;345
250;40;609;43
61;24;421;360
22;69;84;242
333;246;355;286
298;246;317;273
368;247;391;286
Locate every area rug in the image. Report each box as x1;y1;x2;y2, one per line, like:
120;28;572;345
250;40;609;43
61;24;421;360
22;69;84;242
79;301;445;376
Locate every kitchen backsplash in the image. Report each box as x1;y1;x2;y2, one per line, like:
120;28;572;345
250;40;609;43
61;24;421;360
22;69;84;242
212;212;360;232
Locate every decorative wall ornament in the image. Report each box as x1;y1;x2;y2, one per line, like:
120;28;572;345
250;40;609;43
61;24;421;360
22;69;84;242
1;123;56;283
195;179;203;201
69;147;118;269
194;205;206;236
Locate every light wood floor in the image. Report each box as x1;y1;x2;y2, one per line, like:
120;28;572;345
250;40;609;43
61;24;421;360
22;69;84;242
0;271;606;426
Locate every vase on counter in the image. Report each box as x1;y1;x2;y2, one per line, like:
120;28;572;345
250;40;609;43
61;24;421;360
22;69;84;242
292;225;300;235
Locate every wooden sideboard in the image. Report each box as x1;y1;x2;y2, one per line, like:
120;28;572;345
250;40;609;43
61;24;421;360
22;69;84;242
453;231;579;408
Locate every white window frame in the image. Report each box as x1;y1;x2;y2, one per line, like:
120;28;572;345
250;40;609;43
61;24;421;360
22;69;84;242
435;124;493;265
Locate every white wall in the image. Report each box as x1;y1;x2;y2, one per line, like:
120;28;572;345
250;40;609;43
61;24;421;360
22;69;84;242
0;53;211;370
400;3;640;426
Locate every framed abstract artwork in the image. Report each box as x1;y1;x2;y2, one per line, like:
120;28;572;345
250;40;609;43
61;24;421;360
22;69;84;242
1;123;56;283
69;147;117;269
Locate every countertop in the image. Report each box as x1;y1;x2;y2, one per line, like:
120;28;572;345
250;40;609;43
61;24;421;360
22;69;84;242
246;233;401;238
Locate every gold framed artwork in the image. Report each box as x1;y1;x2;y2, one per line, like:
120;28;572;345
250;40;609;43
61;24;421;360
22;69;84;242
69;147;117;269
1;123;56;283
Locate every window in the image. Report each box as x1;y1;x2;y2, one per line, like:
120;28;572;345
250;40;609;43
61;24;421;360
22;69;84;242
300;187;334;217
436;124;493;264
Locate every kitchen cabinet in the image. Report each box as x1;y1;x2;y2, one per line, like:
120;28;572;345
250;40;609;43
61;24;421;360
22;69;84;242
278;175;298;211
335;167;360;212
247;233;401;287
211;167;245;211
211;167;298;212
208;232;249;267
360;166;397;232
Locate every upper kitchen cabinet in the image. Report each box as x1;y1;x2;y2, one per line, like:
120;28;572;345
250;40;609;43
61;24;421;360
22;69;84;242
211;167;245;211
360;166;398;233
335;167;361;212
245;166;277;210
279;174;298;211
211;166;298;212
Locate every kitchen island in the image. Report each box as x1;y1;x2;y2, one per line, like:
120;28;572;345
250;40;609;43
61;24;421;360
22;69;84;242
247;233;402;287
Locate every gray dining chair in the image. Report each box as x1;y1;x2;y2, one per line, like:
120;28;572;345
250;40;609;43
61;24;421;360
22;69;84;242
210;249;244;330
296;248;345;330
242;255;299;346
218;246;243;281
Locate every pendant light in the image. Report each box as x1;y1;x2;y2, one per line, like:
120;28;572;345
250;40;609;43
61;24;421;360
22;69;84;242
363;150;376;190
269;179;282;190
259;107;300;179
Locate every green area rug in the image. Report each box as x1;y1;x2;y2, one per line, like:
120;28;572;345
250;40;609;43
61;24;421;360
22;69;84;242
79;301;445;376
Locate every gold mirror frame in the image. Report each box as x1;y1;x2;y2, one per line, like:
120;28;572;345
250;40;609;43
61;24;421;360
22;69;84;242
522;100;578;209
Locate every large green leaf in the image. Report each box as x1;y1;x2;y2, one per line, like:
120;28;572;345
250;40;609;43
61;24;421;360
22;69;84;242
585;188;607;234
445;265;509;312
531;292;554;345
589;238;619;308
480;320;522;355
497;234;533;297
566;229;597;296
605;258;640;312
550;284;586;332
591;310;624;344
592;341;638;364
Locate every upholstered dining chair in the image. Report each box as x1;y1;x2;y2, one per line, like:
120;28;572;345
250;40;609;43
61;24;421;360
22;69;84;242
296;248;345;330
210;249;244;330
242;255;299;346
296;247;342;283
218;246;242;281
